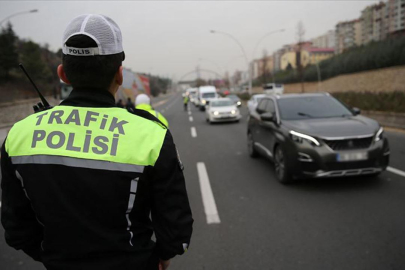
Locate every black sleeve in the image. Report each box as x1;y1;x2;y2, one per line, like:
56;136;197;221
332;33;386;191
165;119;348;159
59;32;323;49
1;139;43;262
149;131;193;261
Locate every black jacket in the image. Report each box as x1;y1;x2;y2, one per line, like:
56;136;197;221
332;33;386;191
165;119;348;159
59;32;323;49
1;88;193;269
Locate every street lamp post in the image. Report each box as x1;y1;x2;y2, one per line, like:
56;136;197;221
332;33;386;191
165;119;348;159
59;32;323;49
251;29;285;60
251;29;285;87
0;9;38;27
210;30;252;94
210;29;285;95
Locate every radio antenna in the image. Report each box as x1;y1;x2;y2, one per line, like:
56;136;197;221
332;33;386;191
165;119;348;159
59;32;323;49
19;63;51;108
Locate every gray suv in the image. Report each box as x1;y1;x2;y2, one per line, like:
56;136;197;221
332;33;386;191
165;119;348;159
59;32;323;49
247;93;390;184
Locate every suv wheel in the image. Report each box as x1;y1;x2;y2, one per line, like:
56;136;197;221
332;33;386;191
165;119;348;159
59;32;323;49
274;145;293;184
247;132;258;158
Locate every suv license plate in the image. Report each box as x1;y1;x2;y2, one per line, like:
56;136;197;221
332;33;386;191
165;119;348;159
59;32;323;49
337;152;368;162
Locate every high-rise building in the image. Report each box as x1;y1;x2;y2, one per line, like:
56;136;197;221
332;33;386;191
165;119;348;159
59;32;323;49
387;0;405;35
361;2;392;45
335;19;362;54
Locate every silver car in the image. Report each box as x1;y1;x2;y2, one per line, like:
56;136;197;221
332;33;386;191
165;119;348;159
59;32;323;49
206;98;241;124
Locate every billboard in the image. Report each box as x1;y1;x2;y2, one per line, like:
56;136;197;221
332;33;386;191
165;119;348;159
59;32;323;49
116;68;150;102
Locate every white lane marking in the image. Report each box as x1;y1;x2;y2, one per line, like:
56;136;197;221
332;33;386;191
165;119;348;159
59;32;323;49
387;166;405;178
191;127;197;138
188;111;192;115
189;116;193;122
0;201;1;208
197;162;221;224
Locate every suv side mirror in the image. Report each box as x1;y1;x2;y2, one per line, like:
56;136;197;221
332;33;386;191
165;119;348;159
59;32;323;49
352;107;361;115
260;112;276;122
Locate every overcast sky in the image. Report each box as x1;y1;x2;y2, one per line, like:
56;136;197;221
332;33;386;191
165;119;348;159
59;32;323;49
1;1;379;81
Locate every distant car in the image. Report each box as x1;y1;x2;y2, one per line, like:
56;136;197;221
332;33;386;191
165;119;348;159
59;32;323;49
247;93;390;184
247;94;266;114
263;83;284;95
206;98;241;124
227;94;242;107
190;93;197;104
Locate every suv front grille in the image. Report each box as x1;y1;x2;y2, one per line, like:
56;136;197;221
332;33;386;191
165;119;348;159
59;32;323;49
326;159;376;171
323;137;373;151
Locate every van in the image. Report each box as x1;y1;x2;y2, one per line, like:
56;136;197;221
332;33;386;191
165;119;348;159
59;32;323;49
197;86;218;111
263;83;284;95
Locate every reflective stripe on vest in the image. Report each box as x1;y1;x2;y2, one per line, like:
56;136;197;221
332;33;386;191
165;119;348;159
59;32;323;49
6;106;167;167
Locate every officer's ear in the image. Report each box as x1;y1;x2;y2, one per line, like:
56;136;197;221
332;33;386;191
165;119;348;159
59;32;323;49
115;66;123;86
57;64;71;85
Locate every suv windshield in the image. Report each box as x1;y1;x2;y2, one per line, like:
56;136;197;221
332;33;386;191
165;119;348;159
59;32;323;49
210;100;234;107
202;93;216;98
227;95;238;100
278;96;353;120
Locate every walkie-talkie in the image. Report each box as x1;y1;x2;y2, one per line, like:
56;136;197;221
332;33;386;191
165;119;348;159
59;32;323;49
19;63;53;113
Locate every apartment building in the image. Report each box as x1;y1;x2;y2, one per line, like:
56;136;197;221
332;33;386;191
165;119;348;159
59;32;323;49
311;30;335;49
387;0;405;34
361;2;388;44
335;19;362;54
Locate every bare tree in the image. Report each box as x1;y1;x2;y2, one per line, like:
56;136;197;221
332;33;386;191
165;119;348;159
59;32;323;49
296;20;306;93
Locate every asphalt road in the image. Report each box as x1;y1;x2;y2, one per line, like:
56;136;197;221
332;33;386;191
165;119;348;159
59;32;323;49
1;92;405;270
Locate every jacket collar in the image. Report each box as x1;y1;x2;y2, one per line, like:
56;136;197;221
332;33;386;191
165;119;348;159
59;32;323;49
136;103;153;111
60;87;116;108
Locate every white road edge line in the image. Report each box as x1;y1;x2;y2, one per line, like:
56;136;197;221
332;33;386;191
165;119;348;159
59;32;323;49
189;116;193;122
191;127;197;138
387;166;405;178
197;162;221;224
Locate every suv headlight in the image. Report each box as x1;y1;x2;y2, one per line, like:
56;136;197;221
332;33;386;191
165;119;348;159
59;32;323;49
213;111;219;116
202;99;206;105
231;110;236;115
290;130;320;146
375;127;383;142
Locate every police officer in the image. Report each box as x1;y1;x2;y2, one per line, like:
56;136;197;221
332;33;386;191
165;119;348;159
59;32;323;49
1;14;193;270
183;94;189;111
125;97;135;112
135;94;169;128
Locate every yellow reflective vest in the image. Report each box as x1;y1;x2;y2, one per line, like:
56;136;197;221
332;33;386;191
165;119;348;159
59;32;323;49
6;106;167;167
136;103;169;128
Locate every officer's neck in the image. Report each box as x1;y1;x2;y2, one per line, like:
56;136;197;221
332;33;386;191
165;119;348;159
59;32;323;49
109;81;120;97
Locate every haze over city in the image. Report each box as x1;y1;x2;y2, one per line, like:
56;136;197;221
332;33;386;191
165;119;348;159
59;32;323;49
1;1;380;80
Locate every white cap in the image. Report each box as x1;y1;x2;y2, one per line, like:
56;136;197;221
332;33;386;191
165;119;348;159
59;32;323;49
135;94;151;106
62;14;123;56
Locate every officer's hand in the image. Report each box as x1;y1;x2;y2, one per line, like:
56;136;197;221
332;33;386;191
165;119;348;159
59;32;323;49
158;259;170;270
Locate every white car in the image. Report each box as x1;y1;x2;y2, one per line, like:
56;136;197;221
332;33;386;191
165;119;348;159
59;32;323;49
263;83;284;95
247;94;266;115
206;98;241;123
